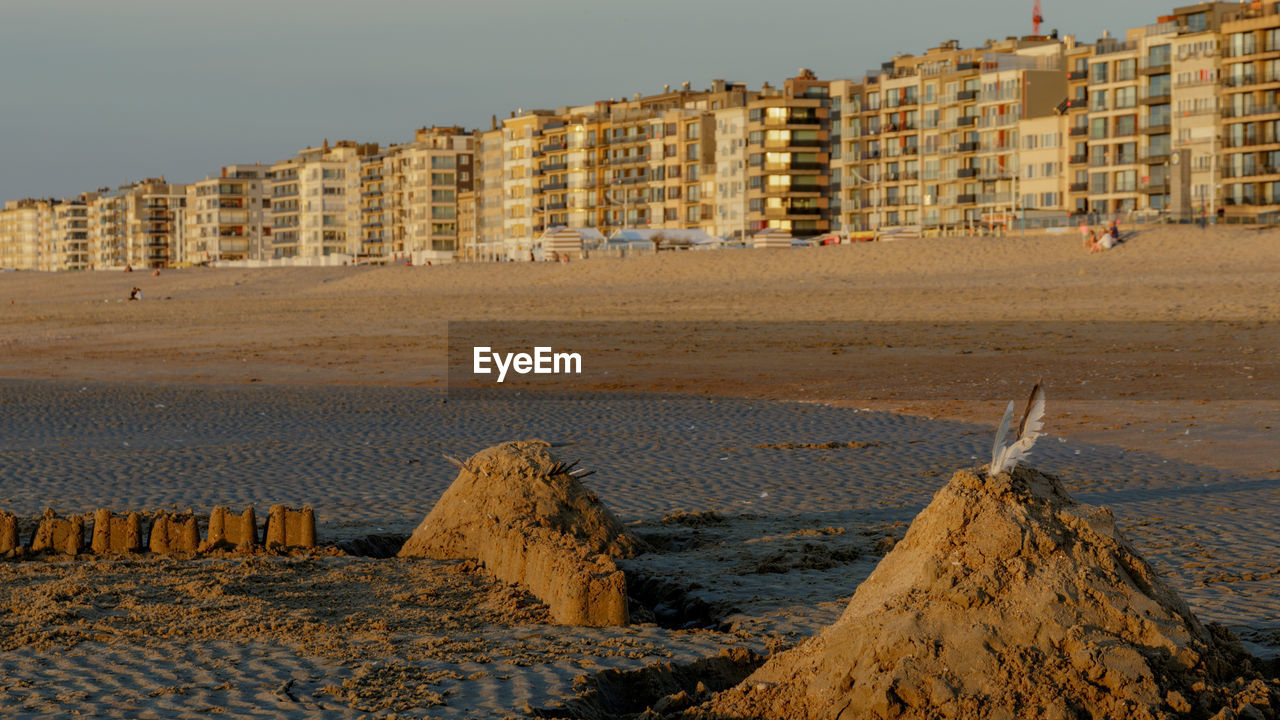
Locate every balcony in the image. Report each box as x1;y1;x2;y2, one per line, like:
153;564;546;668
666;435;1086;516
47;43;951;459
1069;126;1088;136
957;141;979;152
1139;88;1171;105
1069;182;1088;192
1139;58;1171;75
957;116;977;127
1222;44;1257;59
957;167;979;178
539;181;567;192
957;62;980;71
1069;153;1088;164
1139;149;1171;163
957;193;977;204
1223;164;1278;179
1223;104;1280;119
1140;119;1172;134
1068;69;1088;81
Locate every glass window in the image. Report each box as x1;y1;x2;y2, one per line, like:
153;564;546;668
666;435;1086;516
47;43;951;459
1091;62;1109;83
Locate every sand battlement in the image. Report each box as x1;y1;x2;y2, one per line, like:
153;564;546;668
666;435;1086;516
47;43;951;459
0;505;316;559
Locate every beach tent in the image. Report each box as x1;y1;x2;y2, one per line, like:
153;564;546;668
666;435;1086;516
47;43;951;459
536;226;606;259
751;227;793;249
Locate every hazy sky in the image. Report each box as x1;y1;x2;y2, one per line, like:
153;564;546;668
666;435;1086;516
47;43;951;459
1;0;1170;202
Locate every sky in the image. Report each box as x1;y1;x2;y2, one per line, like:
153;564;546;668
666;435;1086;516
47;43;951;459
0;0;1172;202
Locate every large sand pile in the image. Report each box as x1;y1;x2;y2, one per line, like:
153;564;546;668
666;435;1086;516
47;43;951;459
399;440;638;625
707;466;1279;720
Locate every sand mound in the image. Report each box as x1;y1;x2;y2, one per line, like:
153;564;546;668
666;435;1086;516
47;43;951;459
398;440;637;625
707;467;1279;720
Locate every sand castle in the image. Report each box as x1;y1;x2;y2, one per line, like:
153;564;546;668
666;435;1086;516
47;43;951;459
399;440;637;626
703;466;1280;720
0;505;315;558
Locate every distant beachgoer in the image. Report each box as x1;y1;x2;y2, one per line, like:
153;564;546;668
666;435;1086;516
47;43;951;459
1108;219;1122;244
124;264;133;273
1083;227;1097;251
151;269;161;277
1199;206;1207;230
128;287;141;301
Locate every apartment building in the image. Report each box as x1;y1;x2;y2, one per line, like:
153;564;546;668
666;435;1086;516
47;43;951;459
713;105;750;239
392;126;474;263
185;164;271;264
268;141;372;259
50;198;92;270
0;199;47;270
746;71;831;236
502;111;557;260
358;147;395;260
1170;7;1228;216
472;126;506;261
1221;2;1280;218
1065;43;1095;213
85;178;185;270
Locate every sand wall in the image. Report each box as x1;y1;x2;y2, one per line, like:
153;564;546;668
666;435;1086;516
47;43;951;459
0;505;316;559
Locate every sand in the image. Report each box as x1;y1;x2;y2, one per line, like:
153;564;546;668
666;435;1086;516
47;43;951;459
0;226;1277;717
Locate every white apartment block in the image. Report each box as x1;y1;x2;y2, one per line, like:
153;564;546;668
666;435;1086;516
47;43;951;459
185;164;271;264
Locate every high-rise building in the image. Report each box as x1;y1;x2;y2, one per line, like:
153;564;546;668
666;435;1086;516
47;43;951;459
1220;2;1280;218
0;199;48;270
184;164;271;264
746;71;832;236
268;141;374;259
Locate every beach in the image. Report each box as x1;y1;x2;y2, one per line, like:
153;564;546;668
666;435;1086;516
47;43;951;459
1;226;1278;717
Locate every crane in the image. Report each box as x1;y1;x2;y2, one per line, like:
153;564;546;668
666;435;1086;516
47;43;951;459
1032;0;1044;36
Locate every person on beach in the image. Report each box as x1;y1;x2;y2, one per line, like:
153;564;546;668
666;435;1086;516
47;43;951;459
1108;219;1122;244
1083;227;1097;251
128;287;142;301
1090;227;1116;253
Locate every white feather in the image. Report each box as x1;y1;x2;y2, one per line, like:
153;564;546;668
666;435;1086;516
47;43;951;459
988;400;1014;476
992;383;1046;476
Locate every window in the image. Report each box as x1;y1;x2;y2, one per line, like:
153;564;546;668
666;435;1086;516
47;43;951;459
1091;90;1109;112
1115;87;1136;108
1091;62;1109;84
1090;117;1108;140
686;122;700;140
1229;32;1256;57
1090;172;1108;194
1114;115;1136;136
1111;59;1134;82
1114;170;1137;192
431;156;455;169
